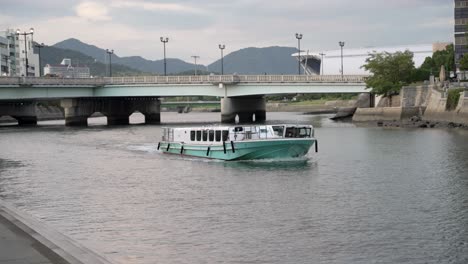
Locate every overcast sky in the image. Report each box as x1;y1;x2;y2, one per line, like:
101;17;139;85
0;0;453;64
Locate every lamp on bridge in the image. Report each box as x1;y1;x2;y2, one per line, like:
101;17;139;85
295;33;303;75
15;28;34;77
160;37;169;76
218;44;225;75
34;43;45;77
191;55;200;76
339;41;345;79
106;49;114;77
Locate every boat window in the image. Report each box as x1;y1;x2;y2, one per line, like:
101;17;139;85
209;130;215;141
196;131;201;141
298;128;309;137
190;131;195;141
215;130;221;141
285;127;295;138
222;130;229;141
234;127;243;132
202;130;208;141
272;126;284;137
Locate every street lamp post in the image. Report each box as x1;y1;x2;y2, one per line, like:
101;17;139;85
295;33;303;75
106;49;114;77
339;41;345;78
191;55;200;75
319;52;325;75
218;44;225;75
160;37;169;76
34;43;45;77
16;28;34;76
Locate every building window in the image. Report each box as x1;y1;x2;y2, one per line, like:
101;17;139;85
455;36;468;46
456;1;468;8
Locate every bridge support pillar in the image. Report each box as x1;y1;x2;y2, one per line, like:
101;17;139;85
61;99;94;126
356;93;375;108
221;96;266;123
133;98;161;124
101;99;131;126
0;101;38;126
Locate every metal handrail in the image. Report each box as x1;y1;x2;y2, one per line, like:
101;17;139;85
0;74;368;86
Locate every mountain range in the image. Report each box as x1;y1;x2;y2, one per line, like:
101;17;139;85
39;38;299;76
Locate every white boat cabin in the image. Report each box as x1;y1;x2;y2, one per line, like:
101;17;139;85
162;124;314;144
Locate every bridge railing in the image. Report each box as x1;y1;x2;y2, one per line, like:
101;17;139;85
0;75;368;86
0;77;107;86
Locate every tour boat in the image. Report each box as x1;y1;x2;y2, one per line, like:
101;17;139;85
158;124;317;161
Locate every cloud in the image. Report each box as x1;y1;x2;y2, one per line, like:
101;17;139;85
0;0;454;64
75;1;112;21
110;1;204;14
419;17;454;29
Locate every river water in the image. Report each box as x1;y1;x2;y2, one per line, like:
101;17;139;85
0;112;467;264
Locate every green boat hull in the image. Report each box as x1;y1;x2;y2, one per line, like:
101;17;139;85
158;139;315;161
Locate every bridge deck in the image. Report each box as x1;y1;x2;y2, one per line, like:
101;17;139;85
0;75;367;86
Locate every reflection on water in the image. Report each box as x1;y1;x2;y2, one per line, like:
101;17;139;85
223;158;313;171
0;112;468;264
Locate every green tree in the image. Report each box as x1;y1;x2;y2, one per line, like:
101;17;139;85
459;55;468;70
361;50;415;97
418;44;455;78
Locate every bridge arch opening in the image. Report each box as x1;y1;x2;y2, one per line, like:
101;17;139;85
0;115;18;126
129;111;144;124
87;112;107;126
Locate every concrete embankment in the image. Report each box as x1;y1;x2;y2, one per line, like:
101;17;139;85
0;200;116;264
352;83;468;128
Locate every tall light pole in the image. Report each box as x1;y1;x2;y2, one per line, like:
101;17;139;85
319;52;325;75
219;44;225;75
160;37;169;76
339;41;345;78
295;33;303;75
106;49;114;77
191;55;199;75
16;28;34;76
34;43;44;77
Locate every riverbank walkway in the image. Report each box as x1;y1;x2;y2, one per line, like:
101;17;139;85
0;200;115;264
0;213;68;263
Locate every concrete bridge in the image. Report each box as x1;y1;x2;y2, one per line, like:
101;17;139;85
0;75;369;126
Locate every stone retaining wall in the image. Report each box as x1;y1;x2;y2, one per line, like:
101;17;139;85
423;87;468;125
352;107;402;122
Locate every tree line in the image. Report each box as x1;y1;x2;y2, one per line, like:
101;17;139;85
363;44;456;97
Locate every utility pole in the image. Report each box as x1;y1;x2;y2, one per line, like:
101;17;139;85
191;55;200;75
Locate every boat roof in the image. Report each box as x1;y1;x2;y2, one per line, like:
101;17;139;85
163;124;313;130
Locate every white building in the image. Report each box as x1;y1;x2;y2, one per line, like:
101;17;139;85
293;43;450;75
44;58;90;78
0;36;9;76
0;28;39;77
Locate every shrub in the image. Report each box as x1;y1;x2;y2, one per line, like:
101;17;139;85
446;88;464;111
